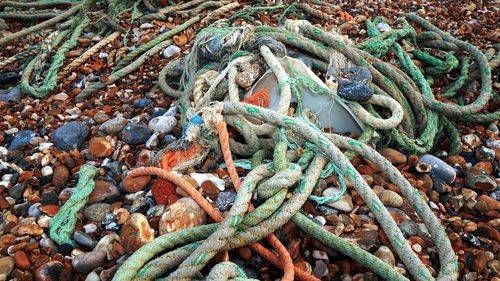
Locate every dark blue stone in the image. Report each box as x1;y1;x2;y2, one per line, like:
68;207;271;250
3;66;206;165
9;130;36;151
337;81;373;101
334;66;374;102
133;98;152;108
120;123;152;145
0;86;23;102
0;71;19;86
215;191;236;212
53;121;89;151
149;108;168;120
163;134;177;146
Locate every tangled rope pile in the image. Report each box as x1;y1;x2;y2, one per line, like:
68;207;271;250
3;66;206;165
2;1;498;280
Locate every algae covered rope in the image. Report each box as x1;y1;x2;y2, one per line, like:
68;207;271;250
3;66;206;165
114;16;200;70
75;39;174;102
49;164;98;247
21;15;91;98
0;4;80;47
0;10;62;20
221;101;458;281
57;31;121;80
403;14;493;117
0;0;75;10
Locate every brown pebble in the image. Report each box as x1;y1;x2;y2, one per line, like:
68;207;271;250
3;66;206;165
52;165;69;188
159;197;206;234
122;175;151;193
120;213;154;253
88;137;114;157
237;246;252;260
379;148;407;165
14;251;30;270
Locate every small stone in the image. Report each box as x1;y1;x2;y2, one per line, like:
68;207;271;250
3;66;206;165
53;121;89;151
475;194;500;212
34;261;63;281
476;146;495;162
473;251;487;275
14;251;30;270
99;116;128;134
488;260;500;276
379;148;407;165
88;137;114;157
0;257;14;280
73;231;97;249
201;181;219;200
313;260;329;278
462;134;481;148
378;190;403;208
120;213;154;253
95;233;120;260
88;180;120;204
476;222;500;241
10;222;43;236
85;271;100;281
41;166;53;177
215;191;236;212
93;113;110;124
41;190;59;205
323;188;353;212
8;183;26;200
374;246;395;266
151;179;176;205
83;203;111;222
121;123;152;145
341;230;379;251
133;98;152;108
0;86;23;102
465;167;496;191
9;130;36;151
159;197;206;234
140;23;154;29
462;188;477;201
464;222;478;233
419;154;456;183
122;175;151;193
148;115;176;134
83;224;97;233
312;250;329;261
72;250;107;273
237;247;252;260
52;165;69;188
52;92;68;101
411;243;422;253
162;45;182;58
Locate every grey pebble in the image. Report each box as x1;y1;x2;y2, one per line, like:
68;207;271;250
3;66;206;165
84;203;111;222
73;231;97;249
72;250;107;273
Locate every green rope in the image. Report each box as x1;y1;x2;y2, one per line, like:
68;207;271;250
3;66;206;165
49;164;98;246
441;57;470;99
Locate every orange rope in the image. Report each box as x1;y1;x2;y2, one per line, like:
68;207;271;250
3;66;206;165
127;167;318;281
216;121;317;281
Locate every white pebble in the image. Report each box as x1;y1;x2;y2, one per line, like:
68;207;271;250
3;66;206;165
41;166;53;176
0;147;8;157
38;142;53;152
411;244;422;253
4;128;18;135
140;23;154;29
190;173;226;191
83;223;98;233
314;215;326;226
